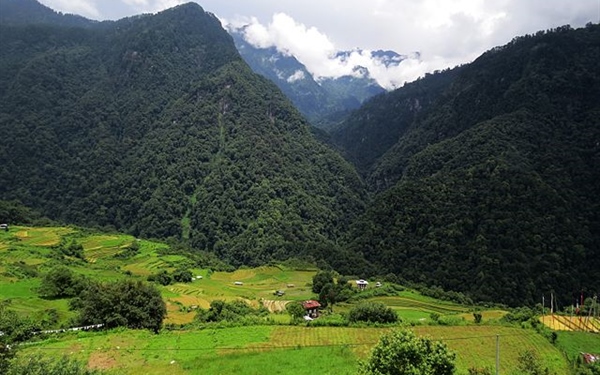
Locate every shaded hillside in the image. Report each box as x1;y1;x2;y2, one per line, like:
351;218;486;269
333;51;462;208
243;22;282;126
0;1;367;268
330;67;461;174
339;24;600;306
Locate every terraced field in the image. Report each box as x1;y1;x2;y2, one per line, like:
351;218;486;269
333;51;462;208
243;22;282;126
4;224;591;375
19;325;569;375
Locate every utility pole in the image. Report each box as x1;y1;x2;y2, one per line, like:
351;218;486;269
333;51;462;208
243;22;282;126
542;294;545;326
496;334;500;375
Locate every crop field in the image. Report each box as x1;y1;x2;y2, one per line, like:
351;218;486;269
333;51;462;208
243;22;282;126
19;325;568;375
3;225;593;375
0;226;317;325
540;314;600;333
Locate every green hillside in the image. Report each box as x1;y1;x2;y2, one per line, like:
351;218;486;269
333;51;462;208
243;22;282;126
0;1;366;269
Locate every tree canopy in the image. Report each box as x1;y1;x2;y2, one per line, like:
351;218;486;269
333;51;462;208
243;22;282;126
70;279;166;333
358;329;455;375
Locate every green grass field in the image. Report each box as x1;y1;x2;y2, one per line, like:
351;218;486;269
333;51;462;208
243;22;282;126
19;325;569;375
2;225;596;375
554;331;600;360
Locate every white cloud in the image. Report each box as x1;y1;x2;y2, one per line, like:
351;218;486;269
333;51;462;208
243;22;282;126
229;13;465;89
41;0;101;19
121;0;186;14
287;70;305;83
39;0;600;86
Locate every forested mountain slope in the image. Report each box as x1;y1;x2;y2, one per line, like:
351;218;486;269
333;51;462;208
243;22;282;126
0;1;367;268
336;24;600;306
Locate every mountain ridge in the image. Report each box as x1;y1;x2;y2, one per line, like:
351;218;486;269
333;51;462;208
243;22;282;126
0;0;368;269
335;24;600;306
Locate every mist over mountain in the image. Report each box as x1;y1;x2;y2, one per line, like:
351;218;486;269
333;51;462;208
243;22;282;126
229;27;386;128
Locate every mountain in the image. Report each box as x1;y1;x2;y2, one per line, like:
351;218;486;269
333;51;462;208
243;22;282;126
0;0;368;269
0;0;95;27
334;24;600;306
330;67;462;174
229;27;386;128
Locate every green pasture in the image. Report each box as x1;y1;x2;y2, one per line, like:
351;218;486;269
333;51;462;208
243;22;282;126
365;295;469;323
19;325;568;375
0;226;318;325
1;224;576;375
554;331;600;360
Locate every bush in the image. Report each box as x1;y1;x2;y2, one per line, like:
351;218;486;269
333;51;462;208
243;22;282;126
1;304;39;373
358;329;456;375
70;279;166;333
7;354;102;375
195;300;268;324
286;301;305;322
38;266;88;299
348;302;398;324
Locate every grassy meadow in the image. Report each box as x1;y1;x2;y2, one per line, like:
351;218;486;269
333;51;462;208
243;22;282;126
1;226;597;374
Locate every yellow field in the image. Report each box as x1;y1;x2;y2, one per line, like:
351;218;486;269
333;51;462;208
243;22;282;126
458;310;507;322
14;226;74;246
540;314;600;332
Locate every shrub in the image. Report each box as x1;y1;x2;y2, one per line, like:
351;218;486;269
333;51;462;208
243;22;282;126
348;302;398;324
70;279;166;333
7;354;102;375
358;329;456;375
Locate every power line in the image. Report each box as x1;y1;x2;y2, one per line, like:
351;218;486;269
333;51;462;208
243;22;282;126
23;332;533;352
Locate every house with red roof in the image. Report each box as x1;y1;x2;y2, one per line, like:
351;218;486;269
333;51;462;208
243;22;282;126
302;300;321;318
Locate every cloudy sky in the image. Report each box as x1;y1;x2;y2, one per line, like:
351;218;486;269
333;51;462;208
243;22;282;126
38;0;599;88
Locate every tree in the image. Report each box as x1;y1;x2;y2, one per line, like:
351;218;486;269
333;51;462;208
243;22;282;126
38;266;87;299
319;282;337;309
358;329;455;375
516;350;553;375
71;280;166;333
312;271;333;294
172;268;193;283
348;302;398;324
0;304;38;374
286;301;305;321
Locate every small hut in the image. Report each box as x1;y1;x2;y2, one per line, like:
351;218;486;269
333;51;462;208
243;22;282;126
356;279;369;291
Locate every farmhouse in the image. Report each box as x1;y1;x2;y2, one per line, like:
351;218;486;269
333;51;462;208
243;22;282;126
0;224;8;231
234;281;243;285
356;279;369;291
302;300;321;318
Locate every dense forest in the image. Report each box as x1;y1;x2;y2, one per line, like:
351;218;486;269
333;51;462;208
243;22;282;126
0;0;367;269
335;24;600;306
1;0;599;306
